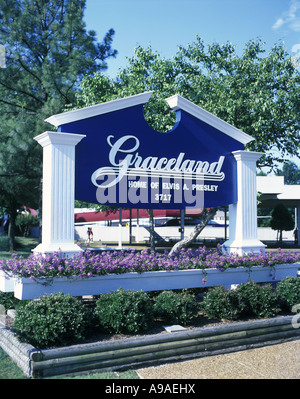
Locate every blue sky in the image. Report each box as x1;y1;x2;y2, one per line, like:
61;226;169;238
84;0;300;78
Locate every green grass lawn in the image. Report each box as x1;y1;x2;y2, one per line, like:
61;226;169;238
0;346;139;379
0;347;28;379
0;236;151;260
0;236;39;259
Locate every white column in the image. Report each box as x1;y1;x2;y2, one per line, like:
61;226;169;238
33;131;86;257
297;205;300;245
222;150;265;255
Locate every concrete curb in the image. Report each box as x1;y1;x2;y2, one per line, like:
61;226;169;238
1;315;299;378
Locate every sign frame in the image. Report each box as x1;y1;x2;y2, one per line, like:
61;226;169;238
33;92;265;256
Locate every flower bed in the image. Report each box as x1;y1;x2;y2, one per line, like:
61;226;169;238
1;246;300;280
0;247;299;299
12;263;300;300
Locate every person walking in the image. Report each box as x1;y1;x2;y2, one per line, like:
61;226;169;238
87;227;94;243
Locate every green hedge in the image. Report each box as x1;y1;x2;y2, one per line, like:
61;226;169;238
201;280;280;320
276;277;300;311
94;288;154;334
153;290;199;325
13;292;93;348
9;276;300;348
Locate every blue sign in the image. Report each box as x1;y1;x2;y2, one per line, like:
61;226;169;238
50;93;253;209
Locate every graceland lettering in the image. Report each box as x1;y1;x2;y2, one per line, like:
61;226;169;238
91;135;225;189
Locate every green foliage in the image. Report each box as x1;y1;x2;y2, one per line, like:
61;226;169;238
74;38;300;169
0;0;117;112
270;204;294;243
235;280;280;319
0;292;20;311
153;290;199;325
271;204;294;232
5;279;299;352
0;0;117;249
16;213;39;237
13;292;93;348
94;289;154;334
201;281;280;320
276;161;300;185
200;286;242;320
276;277;300;311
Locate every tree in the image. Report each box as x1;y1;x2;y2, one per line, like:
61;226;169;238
0;0;117;250
276;161;300;185
75;39;300;169
270;204;294;244
168;208;217;256
72;38;300;250
174;38;300;169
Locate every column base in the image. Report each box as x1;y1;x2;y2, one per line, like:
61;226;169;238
33;242;83;258
222;239;266;256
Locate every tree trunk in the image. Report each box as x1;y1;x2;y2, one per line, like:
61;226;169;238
279;229;283;245
8;206;17;251
168;208;218;257
149;209;155;251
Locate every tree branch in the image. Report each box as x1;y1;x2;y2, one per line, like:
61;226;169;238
0;173;22;177
0;72;43;107
16;56;43;87
0;98;36;113
168;208;218;256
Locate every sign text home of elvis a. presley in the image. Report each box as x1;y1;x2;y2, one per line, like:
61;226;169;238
46;92;254;209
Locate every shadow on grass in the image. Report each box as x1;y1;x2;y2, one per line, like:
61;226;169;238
0;236;39;259
0;348;27;379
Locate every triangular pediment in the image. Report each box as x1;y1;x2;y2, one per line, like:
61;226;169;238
46;91;253;146
43;92;256;208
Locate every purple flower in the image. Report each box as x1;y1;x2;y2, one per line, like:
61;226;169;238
0;247;299;280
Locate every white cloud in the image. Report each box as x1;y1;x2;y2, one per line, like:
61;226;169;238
273;17;284;30
272;0;300;31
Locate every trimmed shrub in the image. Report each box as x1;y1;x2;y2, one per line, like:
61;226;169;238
13;292;93;349
200;286;241;320
153;290;199;325
94;289;154;334
235;280;280;318
201;281;280;321
276;277;300;311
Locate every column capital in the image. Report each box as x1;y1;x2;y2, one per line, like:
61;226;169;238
34;131;86;147
232;150;264;163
